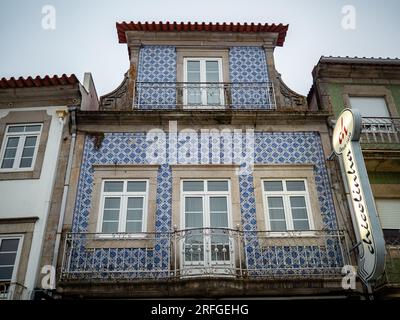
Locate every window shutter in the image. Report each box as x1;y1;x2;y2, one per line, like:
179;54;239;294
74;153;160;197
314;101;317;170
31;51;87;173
376;199;400;229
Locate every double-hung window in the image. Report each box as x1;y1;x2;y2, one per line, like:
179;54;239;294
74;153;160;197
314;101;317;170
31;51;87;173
99;180;148;234
0;124;42;171
183;58;224;108
0;236;22;283
263;179;313;232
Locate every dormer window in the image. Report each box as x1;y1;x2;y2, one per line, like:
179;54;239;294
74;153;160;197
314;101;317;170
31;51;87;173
183;58;224;109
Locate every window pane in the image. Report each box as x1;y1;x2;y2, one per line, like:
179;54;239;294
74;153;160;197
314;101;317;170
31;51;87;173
185;197;203;228
207;181;228;192
127;197;143;209
102;222;118;233
127;181;146;192
5;137;19;148
104;181;124;192
21;147;34;158
185;197;203;212
349;97;390;118
19;158;33;168
127;209;143;221
24;136;37;147
25;125;41;132
270;221;287;232
0;266;14;280
183;181;204;192
0;239;19;252
126;221;142;233
4;148;17;159
103;210;119;221
187;86;201;104
187;72;201;83
0;253;17;265
210;197;228;228
264;181;283;191
104;197;120;209
267;196;284;208
293;220;310;231
186;213;203;228
269;208;285;220
292;207;308;219
1;159;14;169
210;197;228;211
286;181;305;191
207;87;221;105
206;61;220;83
206;73;219;83
187;61;200;72
290;196;306;208
206;61;219;72
7;126;25;133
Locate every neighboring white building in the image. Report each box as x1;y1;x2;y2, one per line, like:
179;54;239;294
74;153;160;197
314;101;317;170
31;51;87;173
0;73;98;299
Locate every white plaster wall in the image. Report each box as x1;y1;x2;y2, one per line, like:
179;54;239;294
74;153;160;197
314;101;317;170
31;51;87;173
0;106;66;298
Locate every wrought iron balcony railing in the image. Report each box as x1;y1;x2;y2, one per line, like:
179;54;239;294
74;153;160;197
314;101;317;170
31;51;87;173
61;228;348;281
0;282;30;300
133;82;276;110
361;117;400;145
382;234;400;285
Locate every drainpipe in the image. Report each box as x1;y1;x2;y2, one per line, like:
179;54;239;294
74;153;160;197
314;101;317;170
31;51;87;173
51;106;78;287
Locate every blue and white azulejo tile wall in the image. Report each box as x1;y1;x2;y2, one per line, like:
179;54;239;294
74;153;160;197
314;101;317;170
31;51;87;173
135;45;272;109
229;47;272;109
69;131;343;278
136;46;177;109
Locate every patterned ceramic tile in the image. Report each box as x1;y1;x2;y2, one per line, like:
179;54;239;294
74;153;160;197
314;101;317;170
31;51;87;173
69;131;343;279
137;46;177;109
229;47;271;109
135;45;273;109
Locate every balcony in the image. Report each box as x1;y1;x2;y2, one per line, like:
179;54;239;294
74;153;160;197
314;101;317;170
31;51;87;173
360;117;400;147
60;228;348;282
375;234;400;297
0;282;30;300
382;234;400;285
133;82;276;110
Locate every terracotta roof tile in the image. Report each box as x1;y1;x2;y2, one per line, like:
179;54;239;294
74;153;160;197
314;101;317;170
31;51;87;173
116;21;289;46
0;74;78;89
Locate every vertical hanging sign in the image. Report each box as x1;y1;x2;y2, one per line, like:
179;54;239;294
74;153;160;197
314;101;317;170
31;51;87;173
333;108;385;284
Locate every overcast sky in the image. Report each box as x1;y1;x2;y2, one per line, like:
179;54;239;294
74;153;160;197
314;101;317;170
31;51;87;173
0;0;399;97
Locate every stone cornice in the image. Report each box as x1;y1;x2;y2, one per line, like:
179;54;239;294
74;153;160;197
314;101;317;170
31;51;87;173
126;31;280;49
77;110;332;125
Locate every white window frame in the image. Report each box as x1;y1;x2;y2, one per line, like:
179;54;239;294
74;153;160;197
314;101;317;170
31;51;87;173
180;179;232;230
0;235;23;300
262;179;315;236
97;180;149;238
180;179;234;273
183;58;224;108
0;123;42;172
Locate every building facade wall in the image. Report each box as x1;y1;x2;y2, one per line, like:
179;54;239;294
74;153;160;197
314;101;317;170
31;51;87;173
0;106;67;297
67;128;344;278
135;45;272;109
